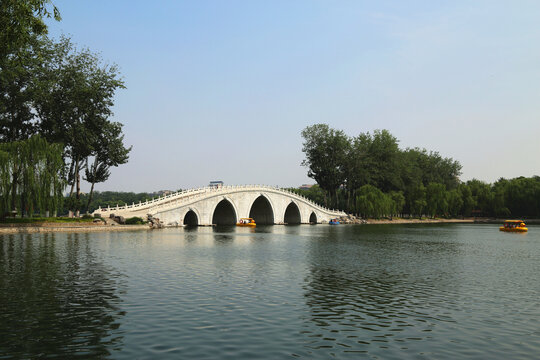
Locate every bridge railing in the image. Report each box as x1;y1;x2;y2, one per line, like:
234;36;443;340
96;186;209;213
96;184;345;216
148;184;344;215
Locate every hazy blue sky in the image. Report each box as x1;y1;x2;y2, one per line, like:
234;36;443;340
47;0;540;192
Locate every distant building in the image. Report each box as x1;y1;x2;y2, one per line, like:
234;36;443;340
299;184;314;190
209;181;224;188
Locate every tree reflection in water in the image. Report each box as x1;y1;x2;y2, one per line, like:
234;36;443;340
0;232;125;359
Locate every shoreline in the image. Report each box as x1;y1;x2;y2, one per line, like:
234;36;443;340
1;217;536;234
0;222;150;234
364;218;474;225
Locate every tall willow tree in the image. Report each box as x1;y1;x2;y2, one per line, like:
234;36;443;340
0;135;64;217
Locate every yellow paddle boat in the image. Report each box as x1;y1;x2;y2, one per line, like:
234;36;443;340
236;218;256;227
499;220;528;232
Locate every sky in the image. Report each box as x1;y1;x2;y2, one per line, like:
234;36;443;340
46;0;540;193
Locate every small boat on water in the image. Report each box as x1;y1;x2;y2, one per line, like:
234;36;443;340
329;218;340;225
500;220;528;232
236;218;256;227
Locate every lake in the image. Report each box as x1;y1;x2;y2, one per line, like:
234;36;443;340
1;224;539;359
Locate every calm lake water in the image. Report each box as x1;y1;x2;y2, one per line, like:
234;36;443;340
1;224;540;359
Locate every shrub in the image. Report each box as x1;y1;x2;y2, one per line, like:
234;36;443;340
125;216;144;225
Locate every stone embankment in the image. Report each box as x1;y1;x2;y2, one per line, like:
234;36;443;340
336;215;367;224
147;214;163;229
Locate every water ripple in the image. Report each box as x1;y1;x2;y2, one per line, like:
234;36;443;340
1;225;540;359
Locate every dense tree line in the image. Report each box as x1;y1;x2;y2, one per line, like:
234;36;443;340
466;177;540;218
300;124;540;218
0;1;130;217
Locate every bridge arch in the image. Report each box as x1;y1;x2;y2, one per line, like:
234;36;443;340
284;201;301;224
211;198;238;225
309;212;317;224
97;185;346;226
183;209;199;226
249;194;275;225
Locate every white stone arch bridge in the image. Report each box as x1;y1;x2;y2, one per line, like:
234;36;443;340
93;185;346;226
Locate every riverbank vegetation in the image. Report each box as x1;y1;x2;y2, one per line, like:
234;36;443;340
0;1;130;218
300;124;540;219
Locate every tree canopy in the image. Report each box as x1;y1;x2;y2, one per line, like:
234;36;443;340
0;0;130;216
300;124;539;219
301;124;348;206
301;124;462;215
0;0;60;59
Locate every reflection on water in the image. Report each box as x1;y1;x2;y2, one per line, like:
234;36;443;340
1;224;540;359
0;233;125;359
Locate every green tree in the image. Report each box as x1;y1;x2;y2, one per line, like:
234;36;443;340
447;189;464;217
426;182;448;218
300;124;464;216
368;130;402;192
84;121;131;210
1;3;131;217
0;0;59;59
1;2;60;214
491;178;510;217
0;1;59;141
458;183;475;217
0;135;65;217
503;177;540;217
301;124;349;208
34;36;125;214
0;37;42;142
389;191;405;217
402;148;461;190
344;133;371;212
408;183;426;218
356;184;393;218
288;185;326;207
356;185;376;218
467;179;492;216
